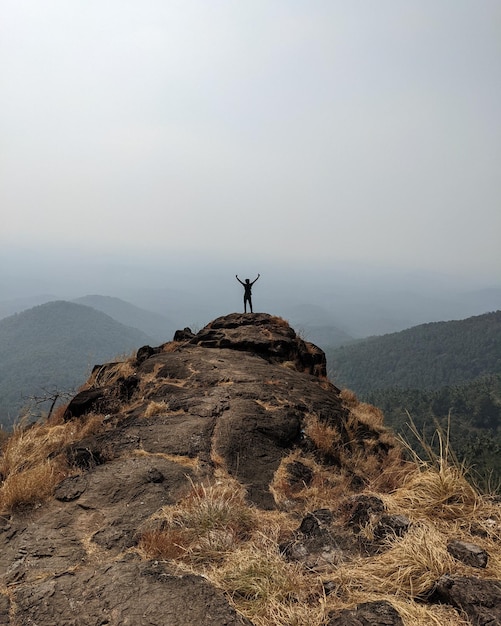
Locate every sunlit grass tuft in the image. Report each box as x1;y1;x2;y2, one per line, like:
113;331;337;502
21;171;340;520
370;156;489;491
214;529;325;626
0;412;104;511
139;477;257;564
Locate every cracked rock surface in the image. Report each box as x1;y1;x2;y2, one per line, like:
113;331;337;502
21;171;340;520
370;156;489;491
0;314;412;625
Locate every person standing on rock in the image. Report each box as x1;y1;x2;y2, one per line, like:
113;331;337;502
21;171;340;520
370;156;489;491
236;274;260;313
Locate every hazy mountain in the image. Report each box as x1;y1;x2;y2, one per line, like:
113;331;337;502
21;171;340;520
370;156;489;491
73;295;176;344
285;304;354;347
0;301;154;428
0;294;58;321
326;310;501;394
2;248;501;341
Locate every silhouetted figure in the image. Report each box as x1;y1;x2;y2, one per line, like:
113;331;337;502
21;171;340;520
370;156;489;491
236;274;260;313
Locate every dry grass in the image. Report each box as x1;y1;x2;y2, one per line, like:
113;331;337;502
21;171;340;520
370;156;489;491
323;591;469;626
0;412;104;511
355;522;456;597
302;408;407;494
0;459;66;511
86;358;137;388
138;395;501;625
138;476;257;565
144;400;169;417
268;315;290;329
304;413;342;456
213;531;325;626
162;341;181;352
393;462;481;522
132;448;200;469
341;388;390;431
270;450;349;512
393;417;483;523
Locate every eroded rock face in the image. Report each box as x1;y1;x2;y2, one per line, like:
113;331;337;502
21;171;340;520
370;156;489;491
13;557;252;626
0;313;404;626
190;313;328;377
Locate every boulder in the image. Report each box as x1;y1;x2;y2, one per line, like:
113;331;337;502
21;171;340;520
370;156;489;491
173;327;195;341
447;539;489;569
63;387;106;419
281;509;362;570
341;494;386;529
374;514;411;540
430;575;501;625
327;600;404;625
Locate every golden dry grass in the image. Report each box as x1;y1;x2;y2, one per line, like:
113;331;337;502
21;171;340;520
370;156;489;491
392;462;481;522
304;413;342;456
270;450;349;512
341;388;391;431
0;412;104;511
138;477;257;565
162;341;181;352
302;407;408;495
340;522;457;597
144;400;169;417
213;532;325;626
267;315;290;329
132;448;200;469
85;357;136;389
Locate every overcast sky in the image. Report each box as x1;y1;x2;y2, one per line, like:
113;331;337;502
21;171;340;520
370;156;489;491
2;1;500;286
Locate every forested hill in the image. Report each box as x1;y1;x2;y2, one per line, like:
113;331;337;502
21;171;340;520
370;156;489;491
326;310;501;395
0;301;154;428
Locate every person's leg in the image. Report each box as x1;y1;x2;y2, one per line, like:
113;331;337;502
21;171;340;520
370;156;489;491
249;297;253;313
244;297;247;313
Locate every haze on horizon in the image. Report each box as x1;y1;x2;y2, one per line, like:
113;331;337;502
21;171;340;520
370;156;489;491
1;1;501;300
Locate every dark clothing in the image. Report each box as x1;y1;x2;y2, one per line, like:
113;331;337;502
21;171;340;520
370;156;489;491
243;283;253;298
236;274;260;313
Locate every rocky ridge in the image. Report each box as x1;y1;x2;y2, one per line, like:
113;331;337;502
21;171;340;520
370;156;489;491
0;313;500;625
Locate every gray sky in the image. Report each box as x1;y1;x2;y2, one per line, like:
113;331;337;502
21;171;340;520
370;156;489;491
2;1;501;284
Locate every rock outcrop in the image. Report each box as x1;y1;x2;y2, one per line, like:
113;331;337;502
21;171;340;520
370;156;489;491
1;313;500;626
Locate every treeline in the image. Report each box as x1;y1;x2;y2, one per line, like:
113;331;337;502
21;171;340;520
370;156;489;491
365;375;501;490
325;311;501;490
326;310;501;394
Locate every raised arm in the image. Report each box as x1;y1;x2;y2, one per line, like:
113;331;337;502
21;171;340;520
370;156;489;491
251;273;260;285
236;275;245;285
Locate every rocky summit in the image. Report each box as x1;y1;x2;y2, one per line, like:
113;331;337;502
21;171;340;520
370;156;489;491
1;313;501;626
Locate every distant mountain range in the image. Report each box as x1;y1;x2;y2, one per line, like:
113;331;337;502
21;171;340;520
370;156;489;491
0;301;154;428
1;276;501;348
326;310;501;394
72;295;175;344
